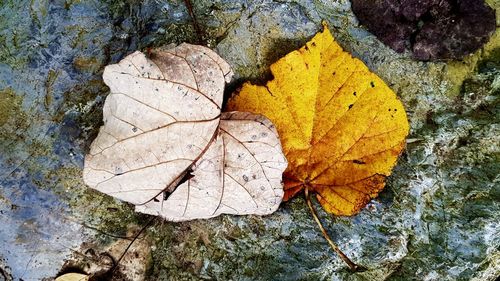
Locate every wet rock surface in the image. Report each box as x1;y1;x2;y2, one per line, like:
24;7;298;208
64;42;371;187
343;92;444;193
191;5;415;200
0;0;499;280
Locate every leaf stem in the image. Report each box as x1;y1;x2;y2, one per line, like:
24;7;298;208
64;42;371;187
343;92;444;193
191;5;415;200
304;186;365;272
107;216;157;277
183;0;205;45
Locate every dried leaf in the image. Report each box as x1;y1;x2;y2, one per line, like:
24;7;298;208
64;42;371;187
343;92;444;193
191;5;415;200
55;273;89;281
227;23;409;216
136;112;286;221
83;44;287;221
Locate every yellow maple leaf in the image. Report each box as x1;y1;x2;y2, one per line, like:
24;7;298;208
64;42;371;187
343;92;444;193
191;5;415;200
227;23;409;216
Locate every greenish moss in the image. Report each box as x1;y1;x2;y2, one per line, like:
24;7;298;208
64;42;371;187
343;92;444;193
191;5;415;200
28;139;52;157
80;189;142;243
478;47;500;72
443;29;500;96
103;0;142;19
73;56;102;73
57;79;107;150
147;221;210;279
0;0;32;69
44;69;60;109
67;27;88;49
158;23;199;46
62;79;105;107
0;87;28;141
29;0;48;28
63;0;83;9
0;87;22;126
46;166;142;244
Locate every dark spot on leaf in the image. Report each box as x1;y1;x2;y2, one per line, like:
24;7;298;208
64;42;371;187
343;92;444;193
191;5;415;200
178;168;195;186
132;127;137;132
243;175;249;182
353;159;366;164
349;104;354;109
163;191;172;201
353;91;357;96
153;197;159;202
370;81;375;87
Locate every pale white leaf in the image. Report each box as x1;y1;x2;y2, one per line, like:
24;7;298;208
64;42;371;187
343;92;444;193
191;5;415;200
135;112;287;221
83;44;287;221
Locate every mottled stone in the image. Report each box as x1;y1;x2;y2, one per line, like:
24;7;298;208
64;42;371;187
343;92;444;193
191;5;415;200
0;0;499;280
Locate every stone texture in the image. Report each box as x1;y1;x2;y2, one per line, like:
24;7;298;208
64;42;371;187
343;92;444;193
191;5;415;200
0;0;499;280
351;0;497;60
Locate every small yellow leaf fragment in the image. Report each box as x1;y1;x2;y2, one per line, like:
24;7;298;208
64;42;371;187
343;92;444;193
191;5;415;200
227;23;409;216
55;273;89;281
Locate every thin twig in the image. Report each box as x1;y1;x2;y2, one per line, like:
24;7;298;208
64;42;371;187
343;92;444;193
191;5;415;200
183;0;205;45
109;216;157;275
80;222;134;240
304;186;365;272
